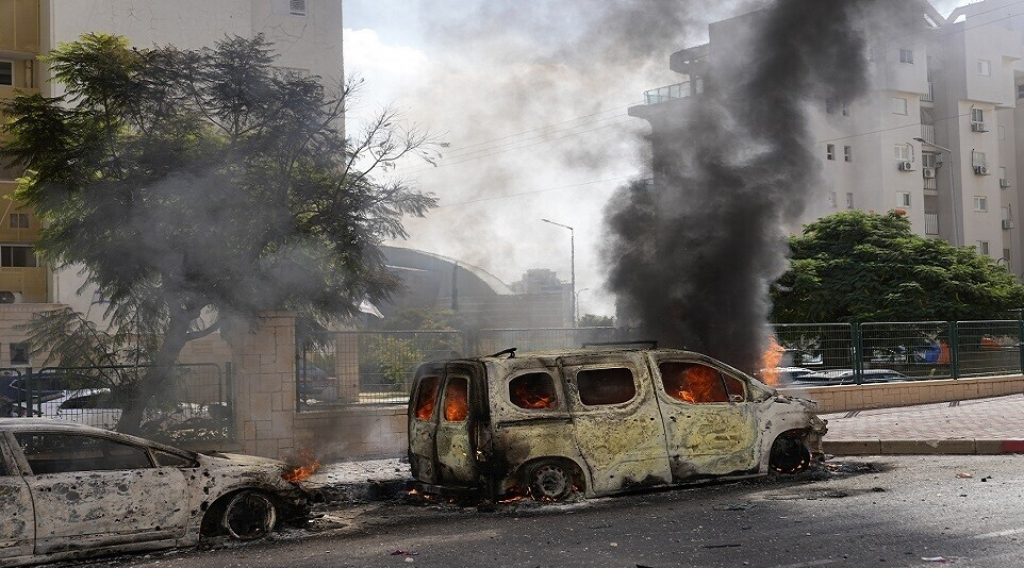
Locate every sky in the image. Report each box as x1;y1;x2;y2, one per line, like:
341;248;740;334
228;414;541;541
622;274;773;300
342;0;971;318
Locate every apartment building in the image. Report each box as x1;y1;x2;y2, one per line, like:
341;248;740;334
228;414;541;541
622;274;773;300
0;0;343;366
630;0;1024;276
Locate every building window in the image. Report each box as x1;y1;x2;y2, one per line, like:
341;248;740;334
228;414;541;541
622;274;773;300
0;245;38;267
895;143;911;161
896;191;911;208
891;97;908;115
8;214;29;229
272;0;307;16
825;99;835;114
974;196;988;212
971;108;986;133
828;191;837;207
844;145;852;162
1018;85;1024;100
0;61;12;86
900;48;914;64
841;101;850;116
826;144;835;160
977;59;992;76
846;193;854;209
976;240;990;255
9;342;30;365
922;152;937;168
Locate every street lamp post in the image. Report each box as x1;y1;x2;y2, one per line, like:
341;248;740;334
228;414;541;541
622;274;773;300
575;287;589;325
541;218;575;327
914;137;960;247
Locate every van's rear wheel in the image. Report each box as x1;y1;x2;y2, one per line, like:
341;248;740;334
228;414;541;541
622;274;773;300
526;461;574;501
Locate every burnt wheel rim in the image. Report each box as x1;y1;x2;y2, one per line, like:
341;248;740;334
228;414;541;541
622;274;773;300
222;491;277;541
530;463;571;500
770;437;811;474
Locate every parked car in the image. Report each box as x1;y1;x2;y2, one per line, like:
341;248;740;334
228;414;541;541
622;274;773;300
0;419;312;567
7;387;208;431
1;374;74;414
408;345;827;502
755;366;817;385
790;369;909;386
298;365;337;402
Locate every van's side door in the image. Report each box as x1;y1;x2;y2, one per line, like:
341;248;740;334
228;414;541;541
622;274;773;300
649;353;760;480
408;365;446;485
561;354;671;495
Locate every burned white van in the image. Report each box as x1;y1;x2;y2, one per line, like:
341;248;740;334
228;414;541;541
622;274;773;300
407;345;827;502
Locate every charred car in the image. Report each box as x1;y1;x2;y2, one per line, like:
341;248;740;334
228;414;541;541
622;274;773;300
0;419;311;567
408;346;827;502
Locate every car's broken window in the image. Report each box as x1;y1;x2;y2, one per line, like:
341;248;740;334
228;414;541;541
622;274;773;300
660;362;744;403
413;376;441;421
152;449;197;468
576;367;636;406
443;377;469;422
15;433;153;474
509;372;558;410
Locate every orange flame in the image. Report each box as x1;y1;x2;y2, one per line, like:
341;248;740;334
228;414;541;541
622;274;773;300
283;449;321;483
757;338;785;387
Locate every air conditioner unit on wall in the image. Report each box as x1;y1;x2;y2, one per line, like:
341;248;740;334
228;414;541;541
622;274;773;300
975;165;990;175
0;291;23;304
898;161;914;171
1000;178;1011;188
1003;219;1015;230
922;167;936;179
972;121;988;132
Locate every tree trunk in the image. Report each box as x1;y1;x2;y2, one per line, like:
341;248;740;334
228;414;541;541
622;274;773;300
116;307;195;435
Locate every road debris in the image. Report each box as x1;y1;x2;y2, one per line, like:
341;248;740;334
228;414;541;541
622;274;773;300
957;472;973;479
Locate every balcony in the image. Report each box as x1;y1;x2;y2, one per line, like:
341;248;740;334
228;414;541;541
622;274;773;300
643;80;702;106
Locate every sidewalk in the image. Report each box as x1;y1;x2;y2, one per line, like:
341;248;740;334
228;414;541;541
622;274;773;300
821;392;1024;456
305;393;1024;503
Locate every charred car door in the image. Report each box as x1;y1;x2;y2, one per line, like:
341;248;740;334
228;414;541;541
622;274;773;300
409;362;487;490
649;353;760;480
13;432;189;555
561;353;672;496
0;435;33;562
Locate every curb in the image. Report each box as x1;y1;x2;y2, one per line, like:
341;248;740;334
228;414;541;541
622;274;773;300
824;439;1024;456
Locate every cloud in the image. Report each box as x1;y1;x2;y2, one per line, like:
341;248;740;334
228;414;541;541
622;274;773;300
343;28;429;110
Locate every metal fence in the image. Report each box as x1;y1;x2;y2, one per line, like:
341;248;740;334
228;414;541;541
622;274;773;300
299;320;1024;409
1;364;231;443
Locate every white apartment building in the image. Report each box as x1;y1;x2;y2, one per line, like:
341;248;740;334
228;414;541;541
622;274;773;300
1;0;343;367
630;0;1024;277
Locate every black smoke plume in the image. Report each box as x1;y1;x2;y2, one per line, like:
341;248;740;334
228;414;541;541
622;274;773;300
603;0;922;373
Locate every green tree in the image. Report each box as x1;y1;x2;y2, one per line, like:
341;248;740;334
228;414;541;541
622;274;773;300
1;34;438;433
578;313;614;327
771;210;1024;323
365;308;464;387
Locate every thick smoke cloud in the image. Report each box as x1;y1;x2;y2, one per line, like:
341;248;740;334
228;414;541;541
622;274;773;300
603;0;922;373
377;1;748;298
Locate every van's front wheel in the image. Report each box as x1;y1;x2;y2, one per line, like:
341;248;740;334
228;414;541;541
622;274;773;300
526;461;574;501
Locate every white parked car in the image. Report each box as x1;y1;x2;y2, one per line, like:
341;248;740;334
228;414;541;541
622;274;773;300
15;388;208;431
0;419;312;567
